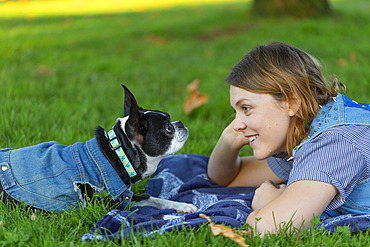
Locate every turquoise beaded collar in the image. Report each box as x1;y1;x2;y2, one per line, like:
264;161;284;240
107;129;141;184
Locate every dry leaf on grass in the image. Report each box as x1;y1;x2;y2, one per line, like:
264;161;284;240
337;58;347;67
146;35;171;45
34;65;56;77
350;52;357;64
183;79;208;114
338;52;357;67
199;213;250;247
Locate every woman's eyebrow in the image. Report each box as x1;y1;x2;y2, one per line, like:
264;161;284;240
235;98;251;106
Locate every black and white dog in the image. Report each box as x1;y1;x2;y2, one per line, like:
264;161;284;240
0;85;197;214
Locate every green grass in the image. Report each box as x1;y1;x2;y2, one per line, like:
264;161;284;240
0;0;369;245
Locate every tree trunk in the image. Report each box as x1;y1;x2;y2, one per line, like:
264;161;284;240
252;0;332;18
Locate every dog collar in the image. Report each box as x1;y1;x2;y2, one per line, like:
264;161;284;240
106;129;141;184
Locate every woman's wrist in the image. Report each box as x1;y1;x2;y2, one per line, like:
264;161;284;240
220;125;249;150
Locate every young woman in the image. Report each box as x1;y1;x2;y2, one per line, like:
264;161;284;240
207;41;370;235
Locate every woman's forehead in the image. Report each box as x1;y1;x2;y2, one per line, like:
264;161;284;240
230;86;272;105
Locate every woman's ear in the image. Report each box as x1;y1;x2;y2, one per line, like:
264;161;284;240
288;95;301;117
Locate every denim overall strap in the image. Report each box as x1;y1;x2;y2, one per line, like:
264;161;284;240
292;94;370;157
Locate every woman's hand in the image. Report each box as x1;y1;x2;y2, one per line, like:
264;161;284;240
251;180;286;210
220;120;250;150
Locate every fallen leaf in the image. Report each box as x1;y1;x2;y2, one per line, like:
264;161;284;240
33;65;56;77
338;58;347;67
184;79;208;114
68;41;76;47
350;52;357;64
204;49;215;58
147;35;170;45
64;18;73;27
199;213;250;247
116;45;125;53
147;12;159;20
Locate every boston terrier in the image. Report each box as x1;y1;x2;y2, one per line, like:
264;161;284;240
0;85;197;214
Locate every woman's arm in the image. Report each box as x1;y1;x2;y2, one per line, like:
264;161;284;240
246;180;337;236
207;121;246;186
227;157;285;187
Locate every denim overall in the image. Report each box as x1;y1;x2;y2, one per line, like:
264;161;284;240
291;94;370;218
0;137;133;212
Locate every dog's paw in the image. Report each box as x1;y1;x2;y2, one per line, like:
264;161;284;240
173;202;198;214
162;215;182;220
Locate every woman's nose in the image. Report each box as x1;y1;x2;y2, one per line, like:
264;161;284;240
233;114;247;132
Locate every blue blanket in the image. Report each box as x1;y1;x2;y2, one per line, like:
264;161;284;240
82;154;370;242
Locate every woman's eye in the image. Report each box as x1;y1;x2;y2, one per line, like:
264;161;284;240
242;106;251;113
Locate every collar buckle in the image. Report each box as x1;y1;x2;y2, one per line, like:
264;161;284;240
107;130;122;151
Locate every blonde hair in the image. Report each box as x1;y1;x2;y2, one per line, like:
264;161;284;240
226;41;345;156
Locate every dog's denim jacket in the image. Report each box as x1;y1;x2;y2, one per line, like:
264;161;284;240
290;93;370;216
0;137;133;212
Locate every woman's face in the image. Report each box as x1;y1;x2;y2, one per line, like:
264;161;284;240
230;86;295;160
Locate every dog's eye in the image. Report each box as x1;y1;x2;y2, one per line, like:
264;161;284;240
166;123;173;133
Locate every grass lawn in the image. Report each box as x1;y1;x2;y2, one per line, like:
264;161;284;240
0;0;369;245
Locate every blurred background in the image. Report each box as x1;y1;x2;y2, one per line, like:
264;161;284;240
0;0;369;156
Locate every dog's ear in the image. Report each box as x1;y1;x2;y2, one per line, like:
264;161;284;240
122;84;140;117
122;84;147;137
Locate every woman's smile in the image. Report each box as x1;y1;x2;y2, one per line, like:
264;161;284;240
247;134;259;144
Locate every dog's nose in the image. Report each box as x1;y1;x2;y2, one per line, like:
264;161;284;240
174;121;184;128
